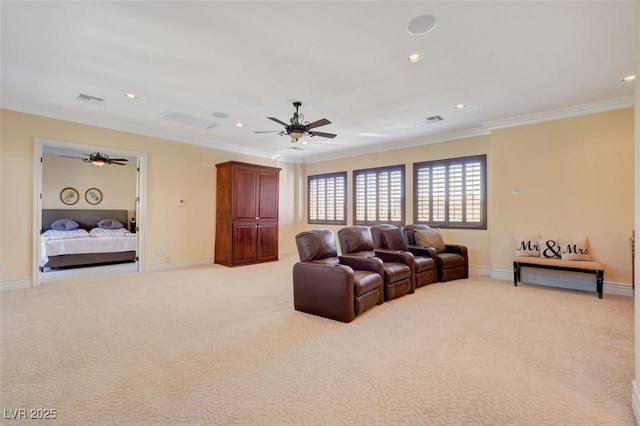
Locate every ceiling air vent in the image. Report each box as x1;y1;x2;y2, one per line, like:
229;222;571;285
425;115;444;123
77;94;104;104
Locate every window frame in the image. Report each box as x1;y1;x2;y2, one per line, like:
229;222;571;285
352;164;405;226
413;155;487;230
307;171;347;225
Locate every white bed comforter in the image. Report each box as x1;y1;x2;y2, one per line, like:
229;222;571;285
41;229;137;266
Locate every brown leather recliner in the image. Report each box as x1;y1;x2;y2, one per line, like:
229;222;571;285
403;224;469;282
293;229;384;323
371;224;436;289
338;226;414;301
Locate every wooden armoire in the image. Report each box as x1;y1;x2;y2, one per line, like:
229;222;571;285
214;161;281;267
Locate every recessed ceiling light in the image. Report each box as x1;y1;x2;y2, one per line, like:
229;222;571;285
124;93;137;99
407;53;423;63
455;104;466;109
622;74;636;82
235;122;243;127
407;14;438;35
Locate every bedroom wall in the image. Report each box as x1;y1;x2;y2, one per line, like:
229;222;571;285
42;154;137;217
0;109;298;284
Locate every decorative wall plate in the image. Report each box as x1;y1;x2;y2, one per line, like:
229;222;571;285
85;188;103;205
60;187;79;205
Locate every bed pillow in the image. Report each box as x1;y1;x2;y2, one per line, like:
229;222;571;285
50;218;79;231
381;228;408;251
538;238;561;259
514;235;540;257
97;218;124;230
558;236;592;261
414;229;446;252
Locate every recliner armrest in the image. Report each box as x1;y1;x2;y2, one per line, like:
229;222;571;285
445;244;468;258
292;262;357;323
407;245;438;259
374;249;414;267
339;254;384;275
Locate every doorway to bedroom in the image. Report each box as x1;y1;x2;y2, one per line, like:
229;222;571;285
34;138;147;286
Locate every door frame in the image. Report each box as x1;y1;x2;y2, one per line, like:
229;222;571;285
33;137;147;286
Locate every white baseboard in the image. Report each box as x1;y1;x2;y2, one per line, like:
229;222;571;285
1;277;33;292
632;380;640;425
146;256;214;272
490;268;513;282
490;267;634;297
469;264;491;276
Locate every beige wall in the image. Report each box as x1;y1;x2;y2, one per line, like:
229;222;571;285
0;106;634;287
490;108;634;283
301;108;634;284
301;134;493;269
0;109;298;281
43;154;137;216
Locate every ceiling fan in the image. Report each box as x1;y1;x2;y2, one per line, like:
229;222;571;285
62;152;129;167
255;102;337;142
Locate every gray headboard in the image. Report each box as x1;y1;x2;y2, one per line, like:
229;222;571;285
42;209;129;232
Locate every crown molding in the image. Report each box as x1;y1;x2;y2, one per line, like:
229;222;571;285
482;96;634;131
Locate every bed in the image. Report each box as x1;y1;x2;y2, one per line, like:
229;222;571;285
40;209;137;270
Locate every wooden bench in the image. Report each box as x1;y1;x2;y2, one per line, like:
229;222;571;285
513;256;604;298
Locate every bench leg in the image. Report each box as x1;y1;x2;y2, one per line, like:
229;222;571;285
596;271;604;299
513;262;520;286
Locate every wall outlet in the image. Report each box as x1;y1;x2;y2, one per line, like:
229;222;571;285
511;187;520;195
0;262;4;270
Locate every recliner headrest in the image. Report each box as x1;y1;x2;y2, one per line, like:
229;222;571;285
295;229;338;261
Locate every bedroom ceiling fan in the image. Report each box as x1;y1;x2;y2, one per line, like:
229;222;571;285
254;102;337;142
63;152;129;167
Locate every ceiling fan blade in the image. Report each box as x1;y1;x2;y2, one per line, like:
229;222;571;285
307;118;331;129
109;161;127;165
267;117;288;126
309;131;337;139
60;155;83;159
254;130;281;134
108;158;128;162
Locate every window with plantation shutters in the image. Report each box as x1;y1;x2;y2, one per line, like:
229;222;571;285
308;172;347;224
414;155;486;229
353;165;405;226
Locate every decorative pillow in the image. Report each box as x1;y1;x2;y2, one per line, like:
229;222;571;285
382;228;408;251
414;229;446;252
50;218;79;231
96;218;124;230
538;238;561;259
558;236;592;261
514;235;540;257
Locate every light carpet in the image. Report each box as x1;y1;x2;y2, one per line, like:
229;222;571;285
1;252;635;425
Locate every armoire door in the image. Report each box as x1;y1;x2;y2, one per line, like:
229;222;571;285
233;167;258;221
257;223;278;262
257;171;278;221
232;223;257;265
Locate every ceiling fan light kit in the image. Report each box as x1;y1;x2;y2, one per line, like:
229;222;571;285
255;101;337;143
82;152;128;167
